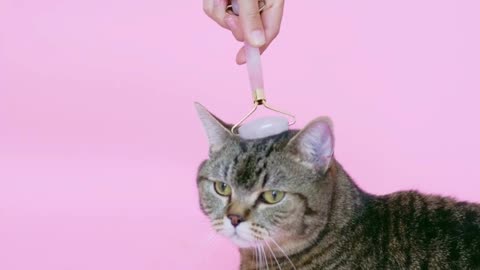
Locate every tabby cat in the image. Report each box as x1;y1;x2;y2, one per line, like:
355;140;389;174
195;103;480;270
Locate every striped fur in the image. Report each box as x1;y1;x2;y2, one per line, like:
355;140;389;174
195;107;480;269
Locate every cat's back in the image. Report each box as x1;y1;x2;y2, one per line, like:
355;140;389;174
343;191;480;269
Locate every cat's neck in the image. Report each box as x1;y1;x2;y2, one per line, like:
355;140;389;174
324;159;367;229
238;160;367;269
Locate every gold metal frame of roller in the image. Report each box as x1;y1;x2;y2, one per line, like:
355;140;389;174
231;88;296;134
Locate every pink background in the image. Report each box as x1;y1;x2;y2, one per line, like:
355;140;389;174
1;0;480;269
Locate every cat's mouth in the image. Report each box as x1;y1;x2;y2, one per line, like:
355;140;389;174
228;225;260;248
230;233;254;248
216;217;263;248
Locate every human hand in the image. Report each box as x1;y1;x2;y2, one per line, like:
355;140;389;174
203;0;284;65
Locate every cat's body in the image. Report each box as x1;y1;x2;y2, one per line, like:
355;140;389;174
240;162;480;269
195;103;480;270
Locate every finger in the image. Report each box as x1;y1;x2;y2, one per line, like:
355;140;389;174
261;0;284;45
224;14;245;42
238;0;266;47
235;0;283;64
236;46;246;65
203;0;229;29
233;0;283;63
235;40;272;65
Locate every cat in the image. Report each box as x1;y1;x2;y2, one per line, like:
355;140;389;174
194;103;480;270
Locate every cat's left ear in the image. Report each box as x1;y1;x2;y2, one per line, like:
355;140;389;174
194;102;233;154
287;117;334;173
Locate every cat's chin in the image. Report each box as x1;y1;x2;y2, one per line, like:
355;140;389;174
230;235;255;248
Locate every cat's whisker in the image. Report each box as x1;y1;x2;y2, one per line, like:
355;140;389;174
267;237;297;270
255;244;260;270
264;240;282;270
253;245;257;270
260;244;270;270
255;244;261;270
258;245;265;269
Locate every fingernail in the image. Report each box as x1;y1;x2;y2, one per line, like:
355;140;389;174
236;49;246;65
250;30;266;47
237;55;246;64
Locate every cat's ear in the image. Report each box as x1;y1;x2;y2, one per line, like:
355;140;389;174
194;102;233;154
287;117;334;173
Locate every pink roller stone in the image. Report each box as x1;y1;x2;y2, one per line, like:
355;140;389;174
238;116;289;140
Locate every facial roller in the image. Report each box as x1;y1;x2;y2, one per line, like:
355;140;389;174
226;0;296;140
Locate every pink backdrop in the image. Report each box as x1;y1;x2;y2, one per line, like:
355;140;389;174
1;1;479;269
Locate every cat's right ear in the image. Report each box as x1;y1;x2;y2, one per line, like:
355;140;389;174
194;102;233;154
287;117;335;173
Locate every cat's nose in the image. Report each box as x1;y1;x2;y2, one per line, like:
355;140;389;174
227;214;244;227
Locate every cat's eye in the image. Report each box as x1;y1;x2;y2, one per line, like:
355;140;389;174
261;190;285;204
214;181;232;196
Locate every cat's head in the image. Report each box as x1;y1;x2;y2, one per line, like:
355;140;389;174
195;103;336;249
